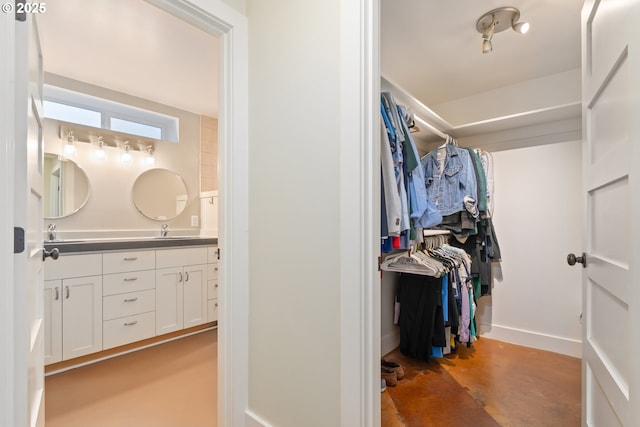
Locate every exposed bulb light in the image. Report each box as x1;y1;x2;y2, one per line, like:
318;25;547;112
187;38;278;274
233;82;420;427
476;7;529;54
144;146;155;166
63;131;76;157
94;137;106;161
482;38;493;54
121;142;133;165
513;21;530;34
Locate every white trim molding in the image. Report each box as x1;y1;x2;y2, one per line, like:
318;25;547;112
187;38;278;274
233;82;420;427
144;1;249;426
0;12;17;427
479;323;582;358
340;0;380;426
245;410;273;427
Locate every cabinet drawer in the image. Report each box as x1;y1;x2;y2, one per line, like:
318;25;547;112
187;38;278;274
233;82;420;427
207;247;218;263
103;289;155;321
207;280;219;300
103;270;155;296
103;312;156;350
44;253;102;280
208;299;218;322
156;247;207;268
207;263;219;280
103;251;155;274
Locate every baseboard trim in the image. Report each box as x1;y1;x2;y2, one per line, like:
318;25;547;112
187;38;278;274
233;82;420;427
381;330;400;357
479;323;582;358
246;410;272;427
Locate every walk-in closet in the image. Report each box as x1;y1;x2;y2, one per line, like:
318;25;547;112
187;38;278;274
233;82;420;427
378;1;585;424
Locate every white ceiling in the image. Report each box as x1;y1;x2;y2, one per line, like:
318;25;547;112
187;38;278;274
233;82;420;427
37;0;583;125
37;0;219;117
381;0;583;122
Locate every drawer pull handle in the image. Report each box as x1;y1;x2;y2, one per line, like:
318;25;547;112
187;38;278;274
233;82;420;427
178;272;183;283
65;286;70;299
215;303;218;307
54;287;59;300
124;321;138;326
185;272;189;282
124;277;138;282
123;257;138;261
214;267;218;271
124;297;138;303
215;284;218;288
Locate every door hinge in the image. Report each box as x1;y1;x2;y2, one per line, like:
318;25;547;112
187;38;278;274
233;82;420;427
14;227;25;254
15;1;26;21
217;247;220;260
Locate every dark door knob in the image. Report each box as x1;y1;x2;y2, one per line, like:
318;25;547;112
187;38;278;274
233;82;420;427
43;247;60;261
567;252;586;268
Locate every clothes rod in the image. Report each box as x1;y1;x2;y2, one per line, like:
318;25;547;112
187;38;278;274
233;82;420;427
414;115;448;140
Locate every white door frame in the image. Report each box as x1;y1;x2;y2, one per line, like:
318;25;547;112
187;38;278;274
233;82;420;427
0;11;17;427
339;1;380;426
144;1;250;426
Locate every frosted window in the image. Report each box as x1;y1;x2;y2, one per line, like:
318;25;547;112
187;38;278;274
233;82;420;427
111;118;163;140
44;101;101;128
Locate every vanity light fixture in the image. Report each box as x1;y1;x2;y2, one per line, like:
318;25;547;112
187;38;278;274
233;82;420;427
120;142;133;165
62;130;77;158
144;145;155;166
476;7;529;54
93;136;107;161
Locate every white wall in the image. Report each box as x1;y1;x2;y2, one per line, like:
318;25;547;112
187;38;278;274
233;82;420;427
431;69;581;126
247;0;342;426
477;139;583;357
42;75;203;238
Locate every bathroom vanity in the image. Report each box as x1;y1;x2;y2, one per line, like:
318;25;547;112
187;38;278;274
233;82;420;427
43;237;218;368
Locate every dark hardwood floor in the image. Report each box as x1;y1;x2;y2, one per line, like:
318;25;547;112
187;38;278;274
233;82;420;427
382;337;581;427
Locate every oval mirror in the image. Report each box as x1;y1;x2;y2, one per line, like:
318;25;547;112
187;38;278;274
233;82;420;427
43;153;90;219
132;168;189;221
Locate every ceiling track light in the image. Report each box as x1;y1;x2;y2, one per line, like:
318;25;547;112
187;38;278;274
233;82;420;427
476;7;529;54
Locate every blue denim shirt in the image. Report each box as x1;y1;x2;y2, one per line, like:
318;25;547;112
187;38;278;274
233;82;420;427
421;144;477;217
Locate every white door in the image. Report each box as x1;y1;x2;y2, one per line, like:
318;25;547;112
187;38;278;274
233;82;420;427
579;0;640;425
62;276;103;360
13;13;46;427
43;280;62;365
183;264;207;328
156;267;184;334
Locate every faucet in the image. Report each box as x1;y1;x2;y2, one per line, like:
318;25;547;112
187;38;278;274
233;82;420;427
161;224;168;237
47;224;57;241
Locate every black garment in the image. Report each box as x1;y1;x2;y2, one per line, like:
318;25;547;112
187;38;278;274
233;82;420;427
397;273;446;361
447;271;460;337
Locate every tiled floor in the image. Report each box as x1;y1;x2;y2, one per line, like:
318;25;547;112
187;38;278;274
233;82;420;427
381;337;582;427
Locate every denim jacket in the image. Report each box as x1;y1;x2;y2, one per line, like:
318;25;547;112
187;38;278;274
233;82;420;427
420;144;477;217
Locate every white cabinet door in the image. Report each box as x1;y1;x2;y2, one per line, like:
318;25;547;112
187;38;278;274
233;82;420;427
62;276;103;360
183;264;208;328
44;280;62;365
156;267;184;335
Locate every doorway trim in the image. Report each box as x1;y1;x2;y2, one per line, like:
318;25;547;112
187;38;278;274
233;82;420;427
339;0;380;426
0;11;17;427
143;1;249;426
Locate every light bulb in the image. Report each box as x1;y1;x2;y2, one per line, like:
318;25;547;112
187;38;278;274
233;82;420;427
121;144;133;165
94;139;106;160
513;21;530;34
482;38;492;54
63;141;76;157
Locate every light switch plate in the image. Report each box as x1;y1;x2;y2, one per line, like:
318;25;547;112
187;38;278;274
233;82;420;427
191;215;199;227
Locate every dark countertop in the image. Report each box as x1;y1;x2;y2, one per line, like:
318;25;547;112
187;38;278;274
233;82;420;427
44;237;218;254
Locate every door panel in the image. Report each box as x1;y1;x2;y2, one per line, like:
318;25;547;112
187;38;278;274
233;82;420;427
13;14;46;427
581;0;639;425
